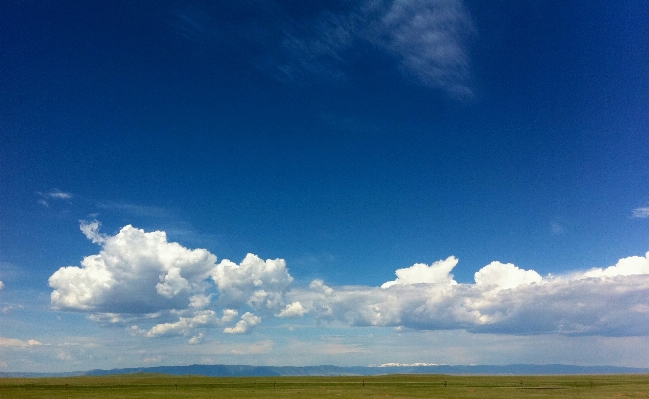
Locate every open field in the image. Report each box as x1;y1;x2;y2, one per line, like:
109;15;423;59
1;373;648;398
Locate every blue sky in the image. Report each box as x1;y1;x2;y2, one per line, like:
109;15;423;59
1;0;649;372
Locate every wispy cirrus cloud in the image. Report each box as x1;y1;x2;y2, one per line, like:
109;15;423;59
36;189;73;207
43;189;72;199
632;207;649;218
171;0;475;96
367;0;475;96
275;0;475;94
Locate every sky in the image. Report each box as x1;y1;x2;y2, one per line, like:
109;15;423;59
1;0;649;373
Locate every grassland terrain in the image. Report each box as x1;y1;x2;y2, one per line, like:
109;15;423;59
1;373;648;398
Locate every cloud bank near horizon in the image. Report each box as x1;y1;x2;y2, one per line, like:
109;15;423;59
49;222;649;339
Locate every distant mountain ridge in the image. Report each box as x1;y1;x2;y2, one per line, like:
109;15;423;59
3;363;649;378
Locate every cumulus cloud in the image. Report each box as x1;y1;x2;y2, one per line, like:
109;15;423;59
142;311;218;337
49;224;216;313
276;301;308;318
474;261;542;290
582;252;649;278
309;279;334;295
79;220;107;244
189;294;212;309
49;222;295;338
50;222;649;338
137;309;241;338
211;254;293;311
221;309;239;323
632;207;649;218
381;256;458;288
188;333;204;345
224;312;262;334
289;253;649;336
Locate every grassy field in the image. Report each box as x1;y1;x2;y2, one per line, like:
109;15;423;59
1;373;648;398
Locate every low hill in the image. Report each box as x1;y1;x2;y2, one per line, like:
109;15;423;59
3;363;649;378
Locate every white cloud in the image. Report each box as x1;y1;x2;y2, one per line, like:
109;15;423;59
582;252;649;278
277;11;358;83
474;261;542;290
49;222;295;338
37;189;73;207
49;222;649;339
79;220;107;244
188;333;204;345
87;313;129;324
372;0;474;95
201;0;474;95
211;254;293;311
309;279;334;295
221;309;239;323
143;310;219;337
277;301;308;318
290;253;649;336
224;312;261;334
189;294;212;309
0;337;42;347
632;207;649;218
0;280;4;290
47;189;72;199
381;256;458;288
138;309;242;338
49;224;216;313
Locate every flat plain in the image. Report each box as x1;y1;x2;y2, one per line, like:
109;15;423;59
1;373;648;398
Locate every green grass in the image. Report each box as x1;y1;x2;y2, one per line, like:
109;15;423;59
1;373;648;398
